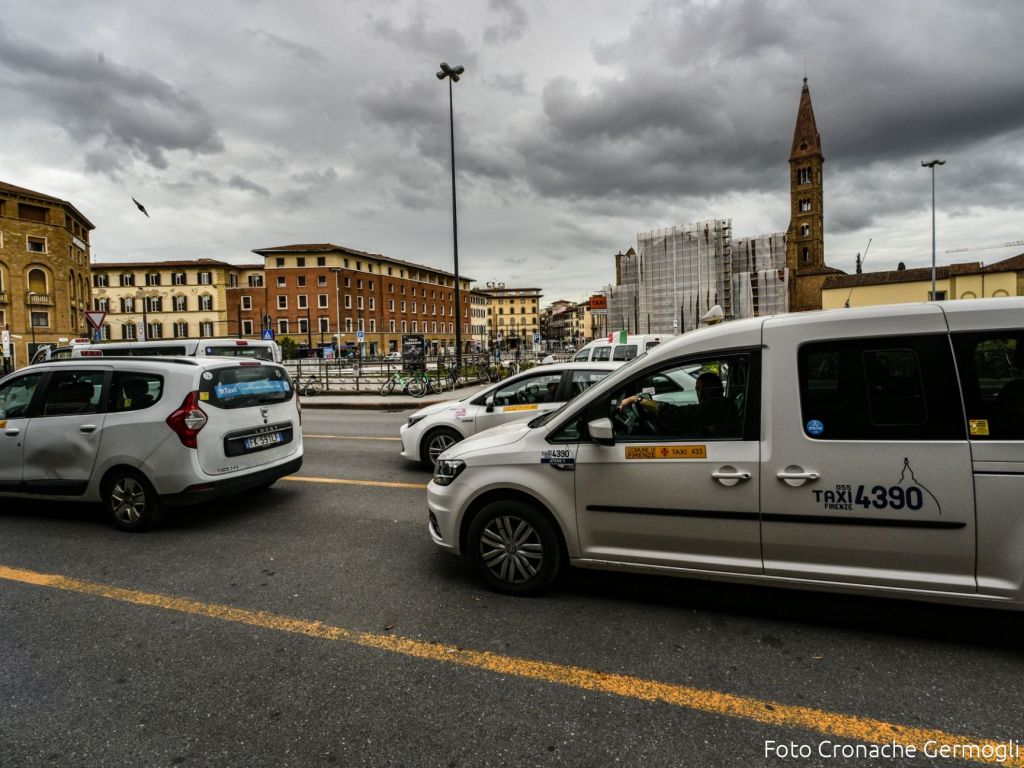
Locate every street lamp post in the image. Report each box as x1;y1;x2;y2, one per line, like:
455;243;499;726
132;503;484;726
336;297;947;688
27;291;37;356
437;62;465;368
921;159;945;301
330;267;342;356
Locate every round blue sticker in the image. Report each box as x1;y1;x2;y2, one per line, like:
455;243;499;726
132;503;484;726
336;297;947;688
806;419;824;436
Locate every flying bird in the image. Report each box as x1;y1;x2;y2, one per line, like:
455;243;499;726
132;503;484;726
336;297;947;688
132;197;150;218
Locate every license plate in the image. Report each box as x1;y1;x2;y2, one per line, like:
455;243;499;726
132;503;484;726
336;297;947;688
244;431;284;450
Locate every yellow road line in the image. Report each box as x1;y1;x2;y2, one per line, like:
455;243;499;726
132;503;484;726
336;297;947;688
283;475;426;490
304;434;402;441
0;563;1016;766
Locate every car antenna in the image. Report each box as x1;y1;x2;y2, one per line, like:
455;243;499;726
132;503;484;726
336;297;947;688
844;238;872;308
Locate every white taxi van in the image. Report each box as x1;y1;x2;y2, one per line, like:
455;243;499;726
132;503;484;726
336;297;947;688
426;298;1024;607
572;333;673;363
0;357;302;531
31;338;282;364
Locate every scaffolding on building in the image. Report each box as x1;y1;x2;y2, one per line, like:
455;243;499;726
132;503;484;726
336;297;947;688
606;221;789;335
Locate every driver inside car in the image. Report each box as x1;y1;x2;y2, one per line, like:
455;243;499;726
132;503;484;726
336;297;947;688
617;371;733;437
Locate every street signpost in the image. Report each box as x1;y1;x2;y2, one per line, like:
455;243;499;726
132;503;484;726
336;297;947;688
85;311;106;330
262;329;275;341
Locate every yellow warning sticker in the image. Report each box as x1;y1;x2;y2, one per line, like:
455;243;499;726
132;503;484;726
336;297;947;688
502;404;539;412
0;420;6;430
969;419;990;436
625;444;707;460
199;392;211;401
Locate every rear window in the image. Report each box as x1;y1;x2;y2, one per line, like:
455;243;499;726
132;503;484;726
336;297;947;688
573;350;591;362
199;365;293;409
592;346;611;361
612;344;638;361
201;344;274;361
109;372;163;412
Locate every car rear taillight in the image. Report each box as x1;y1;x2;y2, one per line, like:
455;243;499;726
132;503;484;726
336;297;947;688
166;391;208;448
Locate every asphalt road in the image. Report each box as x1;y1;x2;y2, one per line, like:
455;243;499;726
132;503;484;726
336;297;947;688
1;410;1022;768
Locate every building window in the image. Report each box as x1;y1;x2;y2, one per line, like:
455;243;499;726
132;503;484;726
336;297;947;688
146;273;161;286
198;272;212;285
797;167;812;185
298;295;308;309
401;301;407;312
278;319;289;334
800;224;810;237
200;295;214;311
277;276;287;288
388;299;394;311
242;320;254;335
318;294;328;308
344;277;351;288
174;295;187;312
30;311;49;328
121;323;137;340
345;318;353;332
357;318;364;332
198;321;214;336
368;281;374;291
296;257;305;268
276;258;285;267
317;276;327;287
174;321;188;338
95;298;110;312
317;257;326;267
101;324;111;340
241;296;252;310
228;274;238;287
319;317;329;333
357;279;363;290
93;273;109;287
248;274;263;287
412;321;418;333
928;290;948;301
369;297;375;310
401;320;408;332
27;236;47;253
344;294;352;309
297;276;306;288
799;199;812;212
298;318;309;333
802;247;810;263
277;295;288;310
173;272;186;285
147;322;163;339
369;319;376;332
120;273;135;287
389;319;396;332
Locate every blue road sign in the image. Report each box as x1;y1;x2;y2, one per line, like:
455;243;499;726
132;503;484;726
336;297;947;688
262;329;274;341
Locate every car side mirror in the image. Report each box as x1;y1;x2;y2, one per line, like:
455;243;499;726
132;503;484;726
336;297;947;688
485;395;495;413
588;417;615;446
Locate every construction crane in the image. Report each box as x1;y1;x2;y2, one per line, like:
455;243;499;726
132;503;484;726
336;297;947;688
945;239;1024;254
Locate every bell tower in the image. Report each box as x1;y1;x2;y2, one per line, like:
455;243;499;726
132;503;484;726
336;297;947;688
786;78;830;311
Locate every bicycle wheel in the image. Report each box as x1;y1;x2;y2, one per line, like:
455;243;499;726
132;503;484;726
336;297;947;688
379;378;394;396
306;378;321;396
407;376;427;397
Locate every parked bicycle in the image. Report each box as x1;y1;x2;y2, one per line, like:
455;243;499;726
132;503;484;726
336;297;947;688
380;370;425;397
293;373;322;397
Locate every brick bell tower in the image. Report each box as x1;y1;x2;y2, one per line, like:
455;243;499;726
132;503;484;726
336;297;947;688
786;78;833;311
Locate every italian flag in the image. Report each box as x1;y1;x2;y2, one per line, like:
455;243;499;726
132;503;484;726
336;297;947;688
608;330;627;344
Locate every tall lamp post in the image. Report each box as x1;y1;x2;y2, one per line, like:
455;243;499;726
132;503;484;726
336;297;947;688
330;267;342;356
437;62;464;368
27;291;38;357
921;159;945;301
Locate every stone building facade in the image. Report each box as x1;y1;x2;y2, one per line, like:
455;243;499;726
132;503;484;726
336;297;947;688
0;181;94;367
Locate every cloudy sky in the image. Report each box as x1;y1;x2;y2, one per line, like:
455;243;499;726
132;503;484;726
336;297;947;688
2;0;1022;303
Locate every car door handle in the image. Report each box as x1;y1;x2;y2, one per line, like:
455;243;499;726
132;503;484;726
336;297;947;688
4;428;20;436
711;466;751;487
79;425;98;433
777;467;820;487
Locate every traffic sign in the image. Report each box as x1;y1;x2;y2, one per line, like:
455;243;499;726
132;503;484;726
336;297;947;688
262;329;275;341
357;330;365;342
533;332;541;343
85;311;106;330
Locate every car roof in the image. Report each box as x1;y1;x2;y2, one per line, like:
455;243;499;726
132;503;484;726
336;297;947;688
23;356;282;372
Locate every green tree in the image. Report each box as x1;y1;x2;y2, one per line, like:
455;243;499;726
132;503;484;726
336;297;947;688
279;335;299;360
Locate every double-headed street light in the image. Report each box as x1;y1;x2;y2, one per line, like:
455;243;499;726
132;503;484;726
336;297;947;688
437;62;464;367
921;159;945;301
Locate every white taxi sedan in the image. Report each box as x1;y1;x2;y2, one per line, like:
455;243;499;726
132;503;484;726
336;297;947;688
400;362;621;468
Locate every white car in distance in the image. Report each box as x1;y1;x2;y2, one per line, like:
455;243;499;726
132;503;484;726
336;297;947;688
400;362;624;468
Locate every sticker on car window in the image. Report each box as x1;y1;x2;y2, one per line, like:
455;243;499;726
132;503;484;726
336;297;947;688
969;419;989;436
214;380;289;398
625;445;707;460
806;419;825;436
502;404;538;412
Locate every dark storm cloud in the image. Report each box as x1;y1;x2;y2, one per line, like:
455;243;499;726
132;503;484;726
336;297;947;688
370;11;477;68
483;0;529;44
228;175;271;197
504;0;1024;228
245;29;328;66
488;72;527;95
0;22;223;174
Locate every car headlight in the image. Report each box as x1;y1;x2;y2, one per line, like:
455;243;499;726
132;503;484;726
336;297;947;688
433;459;466;486
408;415;426;427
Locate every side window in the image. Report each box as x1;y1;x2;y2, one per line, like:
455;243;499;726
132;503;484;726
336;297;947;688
799;335;963;440
109;372;164;412
492;373;563;406
612;344;638;361
0;373;44;419
592;346;611;362
952;333;1024;440
39;371;105;417
569;370;611;398
573;350;591;362
608;354;756;441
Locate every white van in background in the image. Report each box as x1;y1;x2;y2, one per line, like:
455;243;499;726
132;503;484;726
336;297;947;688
572;334;674;363
32;339;282;365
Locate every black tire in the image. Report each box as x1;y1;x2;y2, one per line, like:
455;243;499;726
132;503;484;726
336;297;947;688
407;377;427;398
305;380;321;396
104;469;165;532
379;379;394;396
467;500;562;596
421;426;461;468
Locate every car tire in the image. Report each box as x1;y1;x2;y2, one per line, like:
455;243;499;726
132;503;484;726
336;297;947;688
467;500;562;596
104;469;165;532
421;427;461;468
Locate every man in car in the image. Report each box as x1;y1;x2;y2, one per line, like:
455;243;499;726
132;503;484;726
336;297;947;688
618;371;734;437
